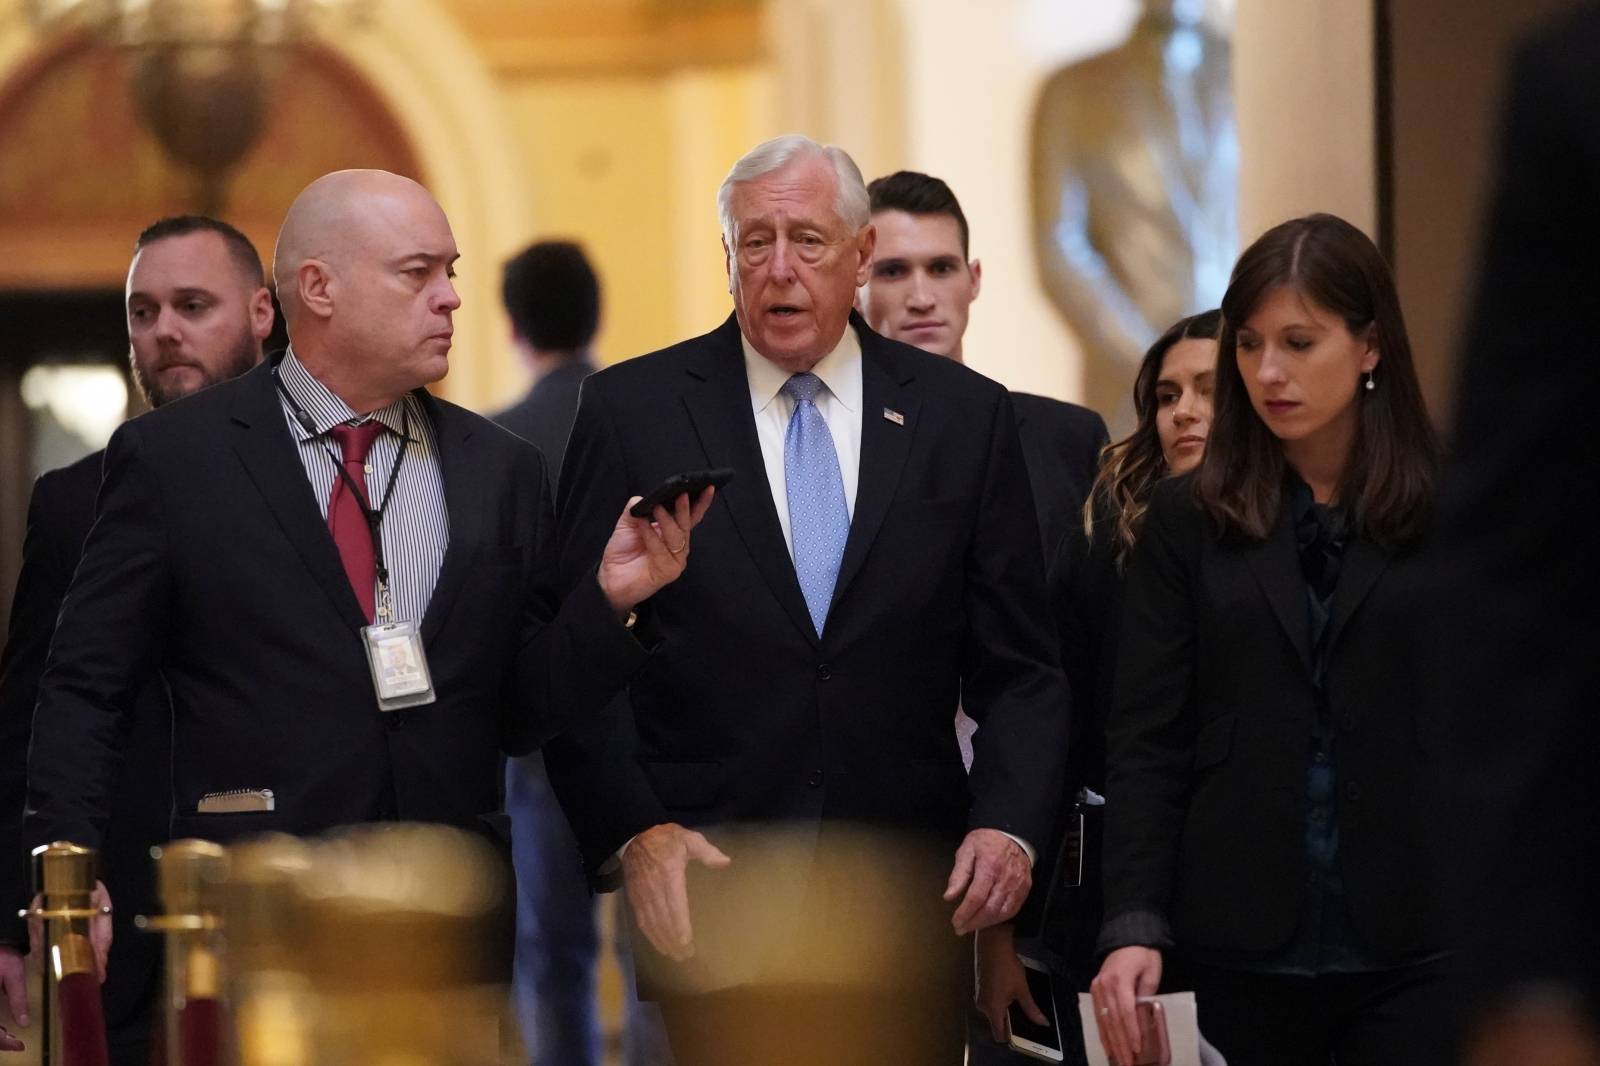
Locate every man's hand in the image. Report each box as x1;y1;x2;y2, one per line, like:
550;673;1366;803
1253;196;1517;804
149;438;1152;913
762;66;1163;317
1090;945;1163;1066
597;489;716;618
943;828;1032;936
24;881;113;985
974;923;1046;1044
0;945;27;1051
621;823;731;962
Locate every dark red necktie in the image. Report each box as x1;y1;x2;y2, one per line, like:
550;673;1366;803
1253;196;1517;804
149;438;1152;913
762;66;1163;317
327;422;388;622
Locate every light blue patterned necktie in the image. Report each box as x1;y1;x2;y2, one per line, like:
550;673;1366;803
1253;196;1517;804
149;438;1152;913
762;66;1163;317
781;372;849;636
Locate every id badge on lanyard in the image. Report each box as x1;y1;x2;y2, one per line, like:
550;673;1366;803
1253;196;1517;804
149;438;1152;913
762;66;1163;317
363;623;436;710
276;372;441;713
362;528;438;710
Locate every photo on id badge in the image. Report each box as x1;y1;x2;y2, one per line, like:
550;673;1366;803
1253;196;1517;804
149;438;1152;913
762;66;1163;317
364;620;436;709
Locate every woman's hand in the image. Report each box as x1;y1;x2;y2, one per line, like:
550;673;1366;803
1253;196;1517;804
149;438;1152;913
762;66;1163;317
1090;945;1163;1066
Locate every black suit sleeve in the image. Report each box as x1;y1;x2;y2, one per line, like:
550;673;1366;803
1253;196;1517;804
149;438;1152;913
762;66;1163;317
0;474;81;944
501;441;652;756
1051;519;1102;727
1003;519;1103;940
24;425;171;857
544;376;671;878
961;389;1072;854
1099;480;1199;937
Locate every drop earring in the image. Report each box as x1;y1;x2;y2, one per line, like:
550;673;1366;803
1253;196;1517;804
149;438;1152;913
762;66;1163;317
1364;370;1376;392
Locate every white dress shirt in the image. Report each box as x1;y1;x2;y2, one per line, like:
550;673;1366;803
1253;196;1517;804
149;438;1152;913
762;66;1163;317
741;326;862;557
276;349;449;624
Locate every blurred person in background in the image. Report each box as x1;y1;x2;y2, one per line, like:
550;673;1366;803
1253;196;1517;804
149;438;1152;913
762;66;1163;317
972;310;1219;1064
493;240;598;482
493;239;671;1066
1092;215;1451;1066
0;215;274;1060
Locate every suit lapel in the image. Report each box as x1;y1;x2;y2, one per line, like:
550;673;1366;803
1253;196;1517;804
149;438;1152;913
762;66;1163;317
1243;505;1314;677
682;317;820;649
229;361;368;628
420;392;480;643
1327;537;1389;653
829;321;919;618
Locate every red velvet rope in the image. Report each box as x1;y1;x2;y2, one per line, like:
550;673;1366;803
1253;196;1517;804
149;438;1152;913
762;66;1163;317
176;999;223;1066
56;970;111;1066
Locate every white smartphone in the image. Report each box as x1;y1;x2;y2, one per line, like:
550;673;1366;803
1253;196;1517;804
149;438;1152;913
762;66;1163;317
1007;954;1065;1062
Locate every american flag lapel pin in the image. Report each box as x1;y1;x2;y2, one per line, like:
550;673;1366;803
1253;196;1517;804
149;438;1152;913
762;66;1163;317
882;407;905;426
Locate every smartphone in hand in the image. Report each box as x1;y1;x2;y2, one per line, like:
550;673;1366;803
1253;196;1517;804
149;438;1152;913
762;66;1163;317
1007;955;1065;1062
1129;1000;1171;1066
629;467;734;518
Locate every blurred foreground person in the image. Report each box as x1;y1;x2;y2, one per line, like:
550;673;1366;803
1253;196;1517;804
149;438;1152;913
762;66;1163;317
973;311;1219;1063
548;135;1069;1065
0;216;274;1061
1092;215;1451;1066
21;172;708;991
1441;8;1600;1065
493;240;670;1065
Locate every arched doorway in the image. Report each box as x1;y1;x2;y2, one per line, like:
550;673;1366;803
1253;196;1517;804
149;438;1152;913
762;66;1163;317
0;0;530;607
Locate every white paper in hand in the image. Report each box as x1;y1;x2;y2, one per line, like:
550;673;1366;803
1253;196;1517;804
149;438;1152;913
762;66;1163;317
1077;991;1225;1066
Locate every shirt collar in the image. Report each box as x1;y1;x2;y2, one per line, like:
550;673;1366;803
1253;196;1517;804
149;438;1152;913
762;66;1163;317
741;324;863;415
279;348;410;441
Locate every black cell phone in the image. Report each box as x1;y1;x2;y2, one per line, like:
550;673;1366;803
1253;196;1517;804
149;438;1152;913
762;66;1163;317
629;467;735;518
1007;956;1064;1062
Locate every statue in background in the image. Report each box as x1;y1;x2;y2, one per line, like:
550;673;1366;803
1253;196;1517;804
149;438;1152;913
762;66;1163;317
1031;0;1237;424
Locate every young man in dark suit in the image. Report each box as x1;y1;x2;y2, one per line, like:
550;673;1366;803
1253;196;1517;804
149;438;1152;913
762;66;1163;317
547;136;1070;1064
858;170;1109;559
0;216;274;1060
859;170;1108;1063
19;172;710;995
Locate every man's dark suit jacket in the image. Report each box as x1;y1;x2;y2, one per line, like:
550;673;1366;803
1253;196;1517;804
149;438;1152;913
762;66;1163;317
24;355;646;858
971;393;1105;948
1010;392;1108;558
546;312;1070;881
1439;5;1600;1017
1103;478;1448;966
0;451;169;1043
492;359;592;486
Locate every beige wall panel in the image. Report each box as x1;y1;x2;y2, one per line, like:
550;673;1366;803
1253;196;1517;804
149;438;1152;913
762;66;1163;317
665;64;780;343
499;77;677;385
1233;0;1376;244
895;0;1085;404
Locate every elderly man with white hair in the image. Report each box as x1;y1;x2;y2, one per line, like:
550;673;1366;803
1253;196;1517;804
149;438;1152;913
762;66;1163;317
547;135;1070;1064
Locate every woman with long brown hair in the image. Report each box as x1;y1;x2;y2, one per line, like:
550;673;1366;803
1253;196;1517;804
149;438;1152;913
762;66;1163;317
1090;214;1448;1066
972;310;1220;1060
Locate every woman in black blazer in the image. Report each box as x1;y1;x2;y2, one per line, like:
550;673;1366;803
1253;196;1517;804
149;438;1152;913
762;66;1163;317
972;310;1220;1055
1090;215;1448;1066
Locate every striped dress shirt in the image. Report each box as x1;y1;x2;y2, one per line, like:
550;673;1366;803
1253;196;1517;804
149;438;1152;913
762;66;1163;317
275;350;450;624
